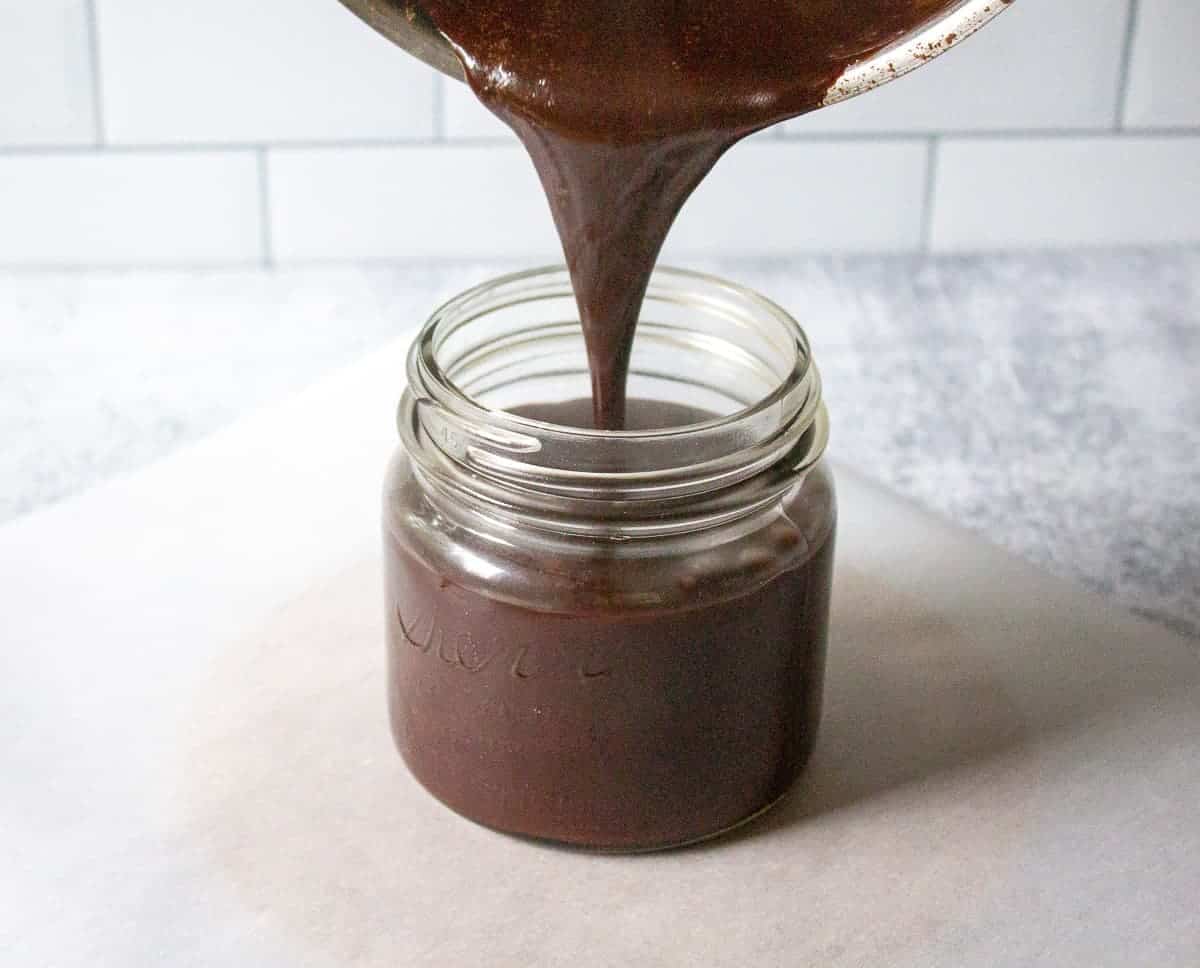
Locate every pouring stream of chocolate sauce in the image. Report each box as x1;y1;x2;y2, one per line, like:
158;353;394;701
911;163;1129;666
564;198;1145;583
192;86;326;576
410;0;963;427
376;4;983;847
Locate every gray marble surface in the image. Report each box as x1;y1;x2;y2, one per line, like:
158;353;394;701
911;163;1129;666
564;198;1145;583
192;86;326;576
2;248;1197;637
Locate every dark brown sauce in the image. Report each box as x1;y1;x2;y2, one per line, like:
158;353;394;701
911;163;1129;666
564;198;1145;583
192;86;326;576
377;0;967;848
386;398;837;849
410;0;962;427
387;533;835;850
511;396;716;430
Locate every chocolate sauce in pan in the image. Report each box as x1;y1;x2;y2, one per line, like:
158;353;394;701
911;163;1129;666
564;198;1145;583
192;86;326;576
412;0;962;427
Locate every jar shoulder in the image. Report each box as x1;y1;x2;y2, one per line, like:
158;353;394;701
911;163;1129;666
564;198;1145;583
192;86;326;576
782;460;837;551
384;449;835;614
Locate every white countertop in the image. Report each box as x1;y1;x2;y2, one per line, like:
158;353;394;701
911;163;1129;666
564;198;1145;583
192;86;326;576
3;336;1198;966
3;249;1198;638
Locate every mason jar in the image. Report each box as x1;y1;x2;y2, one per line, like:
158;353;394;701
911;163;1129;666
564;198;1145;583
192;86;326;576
383;266;836;851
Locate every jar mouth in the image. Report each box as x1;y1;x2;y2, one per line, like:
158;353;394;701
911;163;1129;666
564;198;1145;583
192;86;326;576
400;265;828;532
422;267;800;438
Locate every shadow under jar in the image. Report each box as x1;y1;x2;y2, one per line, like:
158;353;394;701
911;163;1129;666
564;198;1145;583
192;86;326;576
383;266;836;851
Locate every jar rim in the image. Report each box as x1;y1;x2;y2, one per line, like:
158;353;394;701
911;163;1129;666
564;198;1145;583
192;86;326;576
416;265;807;440
399;265;829;535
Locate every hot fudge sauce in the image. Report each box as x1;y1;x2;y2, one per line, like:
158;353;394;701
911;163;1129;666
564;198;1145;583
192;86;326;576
387;469;835;849
386;268;835;848
378;0;976;847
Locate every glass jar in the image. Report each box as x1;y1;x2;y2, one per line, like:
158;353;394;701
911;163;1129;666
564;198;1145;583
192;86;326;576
383;266;836;851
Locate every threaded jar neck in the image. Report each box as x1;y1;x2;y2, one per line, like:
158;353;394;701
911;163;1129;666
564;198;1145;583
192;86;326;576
399;265;828;538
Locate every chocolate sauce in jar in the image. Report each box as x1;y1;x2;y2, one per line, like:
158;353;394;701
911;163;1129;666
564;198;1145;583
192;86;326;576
386;396;836;850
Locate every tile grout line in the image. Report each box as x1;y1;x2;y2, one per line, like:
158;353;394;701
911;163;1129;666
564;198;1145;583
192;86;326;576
432;77;446;141
1;243;1197;273
919;136;940;253
1113;0;1143;131
83;0;107;144
257;148;275;268
2;128;1200;159
0;138;446;156
772;126;1200;142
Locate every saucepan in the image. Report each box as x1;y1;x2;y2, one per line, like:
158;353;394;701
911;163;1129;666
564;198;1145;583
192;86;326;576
336;0;1015;109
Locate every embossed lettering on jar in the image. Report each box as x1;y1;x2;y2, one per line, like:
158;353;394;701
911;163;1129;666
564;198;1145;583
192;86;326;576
383;267;836;851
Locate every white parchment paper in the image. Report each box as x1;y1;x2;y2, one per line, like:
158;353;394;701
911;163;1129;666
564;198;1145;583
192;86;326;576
2;339;1198;967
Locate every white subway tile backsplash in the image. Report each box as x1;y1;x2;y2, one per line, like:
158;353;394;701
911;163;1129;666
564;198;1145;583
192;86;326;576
95;0;434;144
1123;0;1200;128
663;141;928;256
0;1;1195;263
441;78;515;141
268;140;928;262
0;151;262;265
0;0;97;145
784;0;1130;135
930;136;1200;250
269;145;558;261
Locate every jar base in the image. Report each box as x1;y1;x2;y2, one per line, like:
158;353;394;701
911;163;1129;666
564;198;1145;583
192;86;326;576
397;750;806;854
